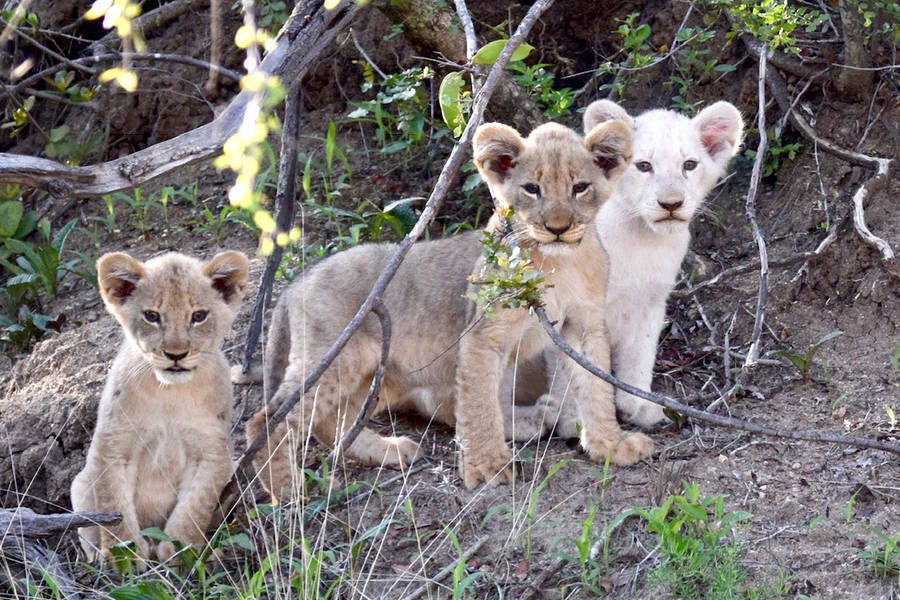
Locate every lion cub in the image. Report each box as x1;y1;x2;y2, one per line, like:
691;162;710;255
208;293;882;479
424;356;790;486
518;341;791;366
248;118;652;495
71;250;248;563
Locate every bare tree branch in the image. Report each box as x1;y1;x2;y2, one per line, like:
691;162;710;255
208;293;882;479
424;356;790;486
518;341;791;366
240;84;303;375
0;0;361;197
742;50;771;368
0;507;121;539
534;306;900;457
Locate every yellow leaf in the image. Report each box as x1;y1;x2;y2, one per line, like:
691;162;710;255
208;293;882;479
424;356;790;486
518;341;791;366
276;232;289;246
324;0;341;8
289;227;301;242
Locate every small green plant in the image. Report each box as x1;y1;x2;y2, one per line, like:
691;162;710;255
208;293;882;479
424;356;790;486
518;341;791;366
444;526;482;600
507;62;575;119
607;481;777;600
348;66;436;154
106;187;168;239
744;133;803;176
43;124;104;165
856;526;900;581
703;0;828;53
773;330;843;383
466;221;548;319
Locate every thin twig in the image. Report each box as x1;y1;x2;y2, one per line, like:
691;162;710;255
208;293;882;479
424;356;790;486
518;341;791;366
520;557;567;600
400;536;489;600
670;225;840;299
534;306;900;456
6;52;242;100
240;83;302;374
742;50;770;368
229;0;556;487
325;301;391;468
453;0;483;96
350;27;387;80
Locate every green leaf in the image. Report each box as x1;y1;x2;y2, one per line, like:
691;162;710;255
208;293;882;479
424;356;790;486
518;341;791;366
0;201;23;237
51;218;77;253
325;120;336;173
472;39;534;65
48;124;69;143
140;526;171;541
438;71;467;137
219;532;256;551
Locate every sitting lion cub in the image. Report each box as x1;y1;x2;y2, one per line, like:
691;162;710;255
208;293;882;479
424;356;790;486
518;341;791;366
248;118;652;496
71;250;248;563
525;99;743;432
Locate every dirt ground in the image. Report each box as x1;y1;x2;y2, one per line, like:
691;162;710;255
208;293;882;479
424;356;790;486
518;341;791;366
1;1;898;598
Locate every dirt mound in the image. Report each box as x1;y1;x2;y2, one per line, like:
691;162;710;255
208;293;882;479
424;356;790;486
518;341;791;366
0;318;117;513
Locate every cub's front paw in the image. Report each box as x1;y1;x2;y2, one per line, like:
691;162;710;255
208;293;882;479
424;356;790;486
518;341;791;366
384;435;422;467
582;431;653;466
101;533;150;570
460;443;514;489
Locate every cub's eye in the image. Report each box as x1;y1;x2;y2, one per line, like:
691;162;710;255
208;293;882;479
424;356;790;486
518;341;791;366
143;310;160;324
635;161;653;173
191;310;209;324
572;182;590;195
683;159;698;172
522;183;540;195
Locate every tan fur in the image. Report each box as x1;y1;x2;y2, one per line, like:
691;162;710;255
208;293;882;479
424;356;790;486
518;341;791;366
71;251;248;564
249;120;651;496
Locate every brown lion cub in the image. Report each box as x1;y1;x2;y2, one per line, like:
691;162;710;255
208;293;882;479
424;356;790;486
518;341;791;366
71;250;248;564
248;119;651;496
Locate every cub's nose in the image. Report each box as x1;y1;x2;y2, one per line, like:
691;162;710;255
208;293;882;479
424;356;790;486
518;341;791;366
658;200;684;213
545;223;571;236
164;350;188;362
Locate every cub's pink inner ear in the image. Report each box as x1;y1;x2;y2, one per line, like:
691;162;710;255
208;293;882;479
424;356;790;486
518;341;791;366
110;279;136;301
701;123;733;157
494;154;516;174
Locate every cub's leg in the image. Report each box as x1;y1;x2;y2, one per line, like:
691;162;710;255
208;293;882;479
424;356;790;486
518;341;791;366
560;315;653;466
610;319;670;429
499;357;553;441
455;313;522;488
533;348;581;438
70;460;150;563
156;445;232;562
249;350;420;501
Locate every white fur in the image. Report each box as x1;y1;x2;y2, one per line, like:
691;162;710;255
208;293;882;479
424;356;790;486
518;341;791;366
585;100;743;427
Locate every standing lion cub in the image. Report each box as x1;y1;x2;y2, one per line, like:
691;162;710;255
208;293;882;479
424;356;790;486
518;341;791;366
71;250;248;564
248;118;652;496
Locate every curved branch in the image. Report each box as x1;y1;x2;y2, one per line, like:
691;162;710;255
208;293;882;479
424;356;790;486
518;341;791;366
0;0;361;198
535;306;900;457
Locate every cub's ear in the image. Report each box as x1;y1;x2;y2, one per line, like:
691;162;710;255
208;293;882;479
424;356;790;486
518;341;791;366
97;252;145;308
585;120;633;182
473;123;526;186
204;251;249;306
583;100;633;133
693;101;743;168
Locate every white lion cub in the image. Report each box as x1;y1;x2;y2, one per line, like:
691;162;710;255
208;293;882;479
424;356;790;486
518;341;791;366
585;99;743;428
71;250;248;564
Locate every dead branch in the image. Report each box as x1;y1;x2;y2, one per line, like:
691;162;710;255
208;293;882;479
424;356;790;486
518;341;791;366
400;536;488;600
240;85;303;374
851;159;894;260
0;0;361;197
671;224;841;299
326;301;391;467
742;50;770;368
6;52;241;99
226;0;556;494
0;507;121;539
0;536;82;600
534;306;900;457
